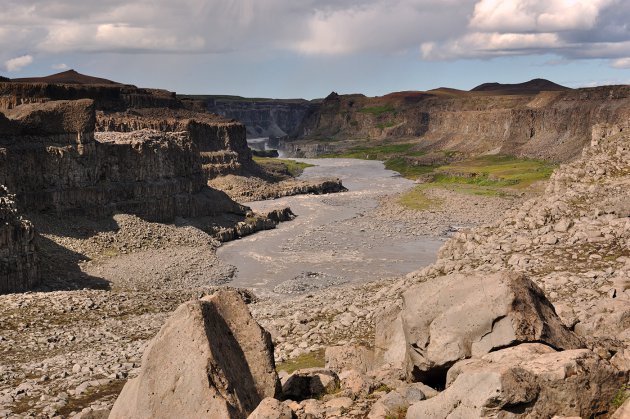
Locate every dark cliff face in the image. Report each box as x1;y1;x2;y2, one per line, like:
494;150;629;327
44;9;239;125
0;100;246;221
295;85;630;162
188;96;320;139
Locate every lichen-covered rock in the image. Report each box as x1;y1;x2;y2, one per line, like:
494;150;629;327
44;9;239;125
325;345;374;374
407;343;628;419
401;271;583;383
109;290;280;419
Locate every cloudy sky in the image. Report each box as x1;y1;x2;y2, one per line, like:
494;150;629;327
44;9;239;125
1;0;629;98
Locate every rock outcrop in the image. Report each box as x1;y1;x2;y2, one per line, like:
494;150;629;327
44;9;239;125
0;186;38;294
400;271;583;385
0;100;246;221
407;343;627;418
109;290;280;419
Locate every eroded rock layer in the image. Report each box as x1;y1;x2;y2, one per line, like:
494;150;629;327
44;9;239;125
0;100;246;221
0;187;38;294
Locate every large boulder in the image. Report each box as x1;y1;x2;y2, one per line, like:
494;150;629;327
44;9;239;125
109;290;280;419
407;343;628;418
401;271;583;384
325;344;374;374
373;305;406;370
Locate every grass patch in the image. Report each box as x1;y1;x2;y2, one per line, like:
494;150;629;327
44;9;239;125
399;185;442;210
358;104;396;116
253;157;315;177
322;143;419;160
276;349;325;374
384;157;435;179
438;155;555;190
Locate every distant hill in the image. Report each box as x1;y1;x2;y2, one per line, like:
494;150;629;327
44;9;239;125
11;69;122;85
471;78;570;94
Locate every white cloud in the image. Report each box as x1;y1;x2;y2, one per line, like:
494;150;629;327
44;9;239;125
612;57;630;68
5;54;33;72
52;63;68;70
0;0;628;69
470;0;617;33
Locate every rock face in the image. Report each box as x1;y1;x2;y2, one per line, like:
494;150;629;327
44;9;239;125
291;85;630;162
407;343;628;418
0;186;38;294
197;96;318;139
96;109;251;178
0;71;254;178
109;290;280;419
401;271;583;384
0;100;246;221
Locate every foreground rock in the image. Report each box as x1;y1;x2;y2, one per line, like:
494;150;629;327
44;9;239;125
109;290;280;418
399;271;583;384
407;343;628;418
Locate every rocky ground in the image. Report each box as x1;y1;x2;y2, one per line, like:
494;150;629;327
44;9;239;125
0;160;518;417
209;173;346;202
4;130;629;418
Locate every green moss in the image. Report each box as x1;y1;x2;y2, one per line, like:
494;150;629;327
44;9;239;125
384;157;434;179
276;349;325;374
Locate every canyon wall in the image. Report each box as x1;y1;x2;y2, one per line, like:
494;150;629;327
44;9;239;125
0;187;38;294
190;95;319;139
295;86;630;161
0;71;253;177
0;99;246;221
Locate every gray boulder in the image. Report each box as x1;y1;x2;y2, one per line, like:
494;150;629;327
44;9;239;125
325;344;374;374
247;397;293;419
401;271;583;383
281;368;339;401
109;290;280;419
407;343;628;418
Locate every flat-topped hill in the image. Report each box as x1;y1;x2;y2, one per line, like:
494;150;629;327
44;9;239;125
9;69;123;86
471;78;570;94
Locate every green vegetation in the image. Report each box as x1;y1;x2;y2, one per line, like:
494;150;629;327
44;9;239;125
611;384;629;411
276;349;325;374
322;143;420;160
376;121;397;129
395;155;556;209
385;407;409;419
358;104;396;116
399;185;442;210
253;156;315;177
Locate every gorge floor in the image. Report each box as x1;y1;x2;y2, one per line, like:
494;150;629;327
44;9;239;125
0;158;520;417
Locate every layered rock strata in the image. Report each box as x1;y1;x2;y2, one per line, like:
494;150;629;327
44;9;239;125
0;186;38;294
291;85;630;162
0;99;246;221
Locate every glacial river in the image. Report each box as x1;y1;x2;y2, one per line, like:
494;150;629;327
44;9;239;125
217;159;443;297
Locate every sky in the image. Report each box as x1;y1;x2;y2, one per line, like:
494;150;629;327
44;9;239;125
1;0;630;99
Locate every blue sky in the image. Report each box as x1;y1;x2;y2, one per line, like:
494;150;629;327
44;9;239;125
1;0;630;99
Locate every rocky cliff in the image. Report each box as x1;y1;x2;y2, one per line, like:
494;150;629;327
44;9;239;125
0;187;38;294
189;95;319;139
296;85;630;162
0;70;253;177
0;99;246;221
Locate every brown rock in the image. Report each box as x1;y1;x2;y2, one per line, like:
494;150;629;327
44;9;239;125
109;290;280;419
247;398;293;419
407;343;628;418
401;271;583;384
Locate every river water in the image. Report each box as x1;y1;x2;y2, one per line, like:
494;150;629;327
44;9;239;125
217;158;443;297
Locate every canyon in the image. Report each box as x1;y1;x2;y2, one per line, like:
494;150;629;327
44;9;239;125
212;79;630;163
0;71;629;419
